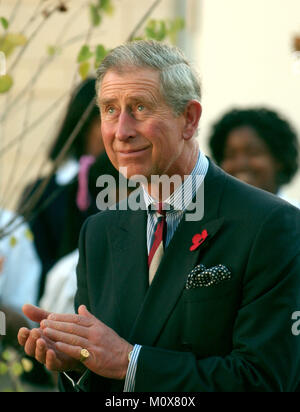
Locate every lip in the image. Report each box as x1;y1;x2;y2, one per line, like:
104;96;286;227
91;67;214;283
118;147;151;156
234;172;257;184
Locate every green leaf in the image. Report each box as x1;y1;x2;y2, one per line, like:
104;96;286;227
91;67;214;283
78;61;91;80
94;44;107;67
47;45;61;57
145;20;167;41
89;4;101;27
167;18;185;44
0;33;27;57
11;362;23;377
77;45;94;63
1;350;13;362
24;228;34;242
0;74;13;93
0;361;8;375
9;235;18;247
21;358;33;373
4;33;27;46
0;17;9;30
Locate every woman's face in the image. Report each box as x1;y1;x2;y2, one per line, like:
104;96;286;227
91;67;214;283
220;126;282;194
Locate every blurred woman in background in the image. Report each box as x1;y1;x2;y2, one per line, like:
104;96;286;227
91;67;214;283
208;107;299;207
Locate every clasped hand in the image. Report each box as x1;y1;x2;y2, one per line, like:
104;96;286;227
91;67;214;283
18;304;133;380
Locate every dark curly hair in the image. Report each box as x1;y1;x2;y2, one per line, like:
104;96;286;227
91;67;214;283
208;108;299;185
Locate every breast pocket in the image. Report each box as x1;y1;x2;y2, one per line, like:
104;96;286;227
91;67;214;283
181;278;240;357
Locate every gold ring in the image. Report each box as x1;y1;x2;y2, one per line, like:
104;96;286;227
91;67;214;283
80;348;90;362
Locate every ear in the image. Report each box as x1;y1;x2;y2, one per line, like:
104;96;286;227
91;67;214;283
182;100;202;141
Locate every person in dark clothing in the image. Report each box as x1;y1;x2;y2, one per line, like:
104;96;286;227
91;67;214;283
19;78;104;300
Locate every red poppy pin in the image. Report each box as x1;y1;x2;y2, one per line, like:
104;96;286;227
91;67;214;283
190;230;208;251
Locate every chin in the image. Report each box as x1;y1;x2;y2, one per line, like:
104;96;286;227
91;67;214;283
118;166;149;181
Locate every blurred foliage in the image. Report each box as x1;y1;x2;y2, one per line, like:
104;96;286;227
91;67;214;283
0;31;27;93
76;14;185;80
0;349;33;392
0;0;185;88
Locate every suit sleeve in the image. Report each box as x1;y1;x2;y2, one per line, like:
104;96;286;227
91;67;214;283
134;204;300;392
58;218;91;392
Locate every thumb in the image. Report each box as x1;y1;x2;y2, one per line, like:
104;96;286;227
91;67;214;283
22;304;51;323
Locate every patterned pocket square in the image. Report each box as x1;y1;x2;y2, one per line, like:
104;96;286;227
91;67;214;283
185;264;231;290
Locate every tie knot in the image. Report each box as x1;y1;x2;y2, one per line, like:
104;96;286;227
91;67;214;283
149;202;167;216
157;202;165;217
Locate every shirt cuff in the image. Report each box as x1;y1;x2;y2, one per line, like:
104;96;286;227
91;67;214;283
63;369;89;391
123;344;142;392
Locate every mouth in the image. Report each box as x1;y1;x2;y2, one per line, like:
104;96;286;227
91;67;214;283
118;147;151;156
234;172;257;184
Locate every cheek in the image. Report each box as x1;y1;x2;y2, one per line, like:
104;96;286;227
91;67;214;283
101;124;114;149
251;156;275;176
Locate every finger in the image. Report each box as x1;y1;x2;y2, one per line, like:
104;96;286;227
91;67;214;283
55;342;90;365
40;320;89;339
18;327;30;346
47;312;92;327
23;304;51;323
45;349;64;372
35;338;47;364
24;328;42;357
78;305;98;321
43;327;89;348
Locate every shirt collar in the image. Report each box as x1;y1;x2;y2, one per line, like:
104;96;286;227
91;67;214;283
142;150;208;213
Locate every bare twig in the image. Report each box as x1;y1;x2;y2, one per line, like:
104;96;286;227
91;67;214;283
0;99;95;239
20;0;45;35
0;3;87;123
22;102;95;221
8;0;22;27
0;91;69;159
1;88;35;209
9;6;58;74
127;0;162;41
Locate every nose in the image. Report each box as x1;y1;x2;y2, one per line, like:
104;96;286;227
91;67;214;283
227;153;251;173
115;111;137;141
234;153;251;171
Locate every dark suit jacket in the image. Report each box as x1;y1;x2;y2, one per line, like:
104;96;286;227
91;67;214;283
59;160;300;392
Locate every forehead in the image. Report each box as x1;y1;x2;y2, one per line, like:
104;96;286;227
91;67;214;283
98;67;161;102
227;126;265;147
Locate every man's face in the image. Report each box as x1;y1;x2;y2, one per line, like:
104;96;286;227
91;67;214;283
98;68;186;180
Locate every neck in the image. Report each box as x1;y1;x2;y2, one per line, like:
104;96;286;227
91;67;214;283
147;143;200;201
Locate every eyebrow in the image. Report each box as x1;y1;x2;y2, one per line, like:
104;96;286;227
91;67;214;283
99;95;155;106
98;98;118;106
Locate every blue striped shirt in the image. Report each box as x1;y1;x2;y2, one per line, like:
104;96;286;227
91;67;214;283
124;150;209;392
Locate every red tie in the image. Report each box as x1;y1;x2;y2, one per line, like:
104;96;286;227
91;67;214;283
148;203;167;284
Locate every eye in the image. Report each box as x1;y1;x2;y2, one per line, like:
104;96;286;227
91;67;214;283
137;104;145;112
107;107;115;114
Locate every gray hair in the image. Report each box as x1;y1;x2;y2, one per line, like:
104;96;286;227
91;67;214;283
96;40;201;116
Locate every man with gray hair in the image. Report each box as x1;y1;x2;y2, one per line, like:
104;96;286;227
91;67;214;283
18;40;300;392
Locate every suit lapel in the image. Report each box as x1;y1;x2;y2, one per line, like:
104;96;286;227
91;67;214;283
109;200;149;340
129;161;227;345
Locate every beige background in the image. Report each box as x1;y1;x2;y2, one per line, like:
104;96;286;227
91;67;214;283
0;0;299;211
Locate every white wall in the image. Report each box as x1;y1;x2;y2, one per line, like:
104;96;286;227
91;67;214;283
189;0;300;201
